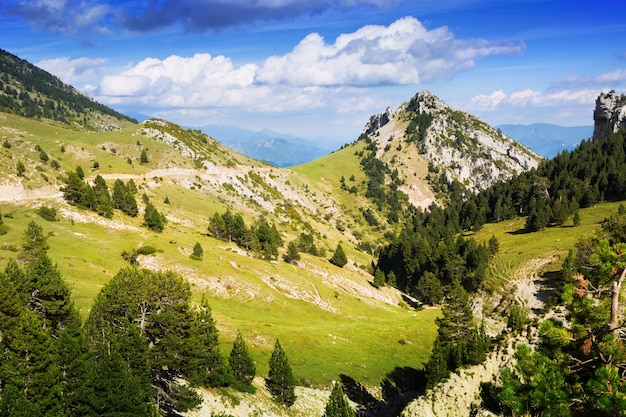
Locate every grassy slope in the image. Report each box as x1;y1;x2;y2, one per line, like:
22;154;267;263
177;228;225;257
3;111;620;389
0;113;439;388
473;201;623;289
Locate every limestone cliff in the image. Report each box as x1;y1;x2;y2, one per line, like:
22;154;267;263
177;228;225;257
593;90;626;141
363;91;542;195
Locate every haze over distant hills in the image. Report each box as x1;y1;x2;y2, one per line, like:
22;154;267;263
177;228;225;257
496;123;593;158
200;125;333;167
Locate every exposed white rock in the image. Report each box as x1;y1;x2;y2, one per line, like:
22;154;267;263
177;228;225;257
593;90;626;141
364;91;542;195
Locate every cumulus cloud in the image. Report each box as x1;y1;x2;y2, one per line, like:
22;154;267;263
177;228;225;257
94;16;523;113
469;87;600;111
468;89;506;110
36;56;107;87
256;17;524;86
97;53;269;108
6;0;111;33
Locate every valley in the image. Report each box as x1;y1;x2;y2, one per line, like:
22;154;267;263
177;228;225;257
1;47;626;416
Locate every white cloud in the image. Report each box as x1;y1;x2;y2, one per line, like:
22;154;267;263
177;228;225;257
256;16;524;86
36;56;106;86
97;53;264;107
469;89;506;110
469;87;601;111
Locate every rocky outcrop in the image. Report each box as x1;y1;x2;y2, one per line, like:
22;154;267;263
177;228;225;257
364;91;542;194
593;91;626;141
364;106;396;135
400;334;531;417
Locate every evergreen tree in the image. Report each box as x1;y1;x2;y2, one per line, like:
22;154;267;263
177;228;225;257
323;382;355;417
126;178;138;194
143;201;165;232
229;331;256;388
18;220;49;264
86;267;204;415
92;175;113;218
267;339;296;407
329;243;348;267
111;179;127;210
191;241;204;260
415;271;444;305
283;240;300;264
61;171;86;206
208;212;227;239
140;149;149;164
373;268;386;287
184;298;232;389
16;160;25;176
75;165;85;179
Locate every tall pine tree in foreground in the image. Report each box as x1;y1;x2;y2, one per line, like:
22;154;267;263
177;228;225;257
267;339;296;407
323;382;355;417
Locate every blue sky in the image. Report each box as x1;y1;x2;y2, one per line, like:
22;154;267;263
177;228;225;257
1;0;625;148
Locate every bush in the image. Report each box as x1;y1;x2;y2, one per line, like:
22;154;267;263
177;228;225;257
36;206;58;222
137;245;157;255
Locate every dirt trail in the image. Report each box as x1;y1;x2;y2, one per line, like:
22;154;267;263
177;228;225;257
510;255;558;317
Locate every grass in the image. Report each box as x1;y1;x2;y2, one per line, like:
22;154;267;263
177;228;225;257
5;111;621;391
472;201;625;289
0;199;439;387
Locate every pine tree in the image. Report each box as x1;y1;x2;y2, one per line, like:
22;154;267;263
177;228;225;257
283;241;300;264
229;331;256;388
323;382;355;417
191;242;204;260
329;243;348;267
92;175;113;218
143;201;165;232
16;160;25;176
184;298;231;389
18;220;49;264
86;267;202;415
140;149;149;164
373;268;386;287
415;271;443;305
111;179;127;210
267;339;296;406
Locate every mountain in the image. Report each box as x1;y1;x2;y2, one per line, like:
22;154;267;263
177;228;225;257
496;123;593;158
360;90;541;200
0;49;572;417
0;48;135;130
201;125;333;167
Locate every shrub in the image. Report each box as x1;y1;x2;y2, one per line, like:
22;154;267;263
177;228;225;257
36;206;58;222
136;245;157;255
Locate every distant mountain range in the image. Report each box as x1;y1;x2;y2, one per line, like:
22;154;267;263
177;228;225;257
200;125;333;167
496;123;593;158
201;123;592;167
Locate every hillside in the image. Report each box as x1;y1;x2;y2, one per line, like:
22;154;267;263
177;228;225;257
0;50;596;417
0;48;135;130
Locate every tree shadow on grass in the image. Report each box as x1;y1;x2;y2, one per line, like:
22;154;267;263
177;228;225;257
340;367;425;417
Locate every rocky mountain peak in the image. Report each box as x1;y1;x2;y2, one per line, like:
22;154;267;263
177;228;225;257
362;90;542;197
593;90;626;141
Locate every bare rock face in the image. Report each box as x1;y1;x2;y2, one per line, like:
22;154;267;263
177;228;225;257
593;91;626;141
364;90;542;194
